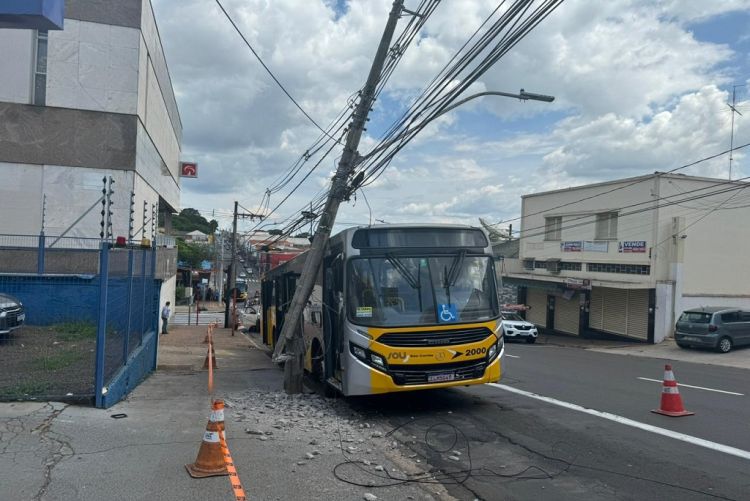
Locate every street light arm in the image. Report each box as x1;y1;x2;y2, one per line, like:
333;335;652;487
360;89;555;164
440;89;555;115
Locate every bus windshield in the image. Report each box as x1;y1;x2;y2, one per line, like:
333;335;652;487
348;255;498;327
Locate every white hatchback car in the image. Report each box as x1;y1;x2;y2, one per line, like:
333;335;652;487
241;304;261;332
500;311;538;343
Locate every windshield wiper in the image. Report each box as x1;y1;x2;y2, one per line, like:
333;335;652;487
386;254;420;291
386;254;424;311
447;250;466;287
442;251;467;307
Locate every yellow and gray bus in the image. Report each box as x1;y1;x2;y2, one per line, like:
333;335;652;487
260;224;504;396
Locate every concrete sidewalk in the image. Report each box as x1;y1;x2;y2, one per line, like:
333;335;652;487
0;324;445;501
588;336;750;370
528;330;750;370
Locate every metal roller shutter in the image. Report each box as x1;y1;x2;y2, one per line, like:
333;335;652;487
554;293;580;335
589;287;649;339
625;289;649;340
602;288;628;335
526;288;547;327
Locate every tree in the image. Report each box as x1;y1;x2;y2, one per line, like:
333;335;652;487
177;239;212;269
172;208;217;235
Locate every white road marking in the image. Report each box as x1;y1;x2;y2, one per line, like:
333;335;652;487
489;383;750;462
505;354;520;359
637;377;744;396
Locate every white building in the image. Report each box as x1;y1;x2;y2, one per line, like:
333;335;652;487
503;172;750;343
0;0;181;301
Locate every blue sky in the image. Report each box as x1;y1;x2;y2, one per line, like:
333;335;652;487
153;0;750;234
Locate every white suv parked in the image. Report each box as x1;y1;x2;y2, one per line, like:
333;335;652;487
500;311;538;343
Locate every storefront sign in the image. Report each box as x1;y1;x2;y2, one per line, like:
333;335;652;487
180;161;198;178
619;240;647;253
564;278;591;290
583;241;609;252
560;241;582;252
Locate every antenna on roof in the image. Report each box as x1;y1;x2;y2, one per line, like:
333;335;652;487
727;84;746;180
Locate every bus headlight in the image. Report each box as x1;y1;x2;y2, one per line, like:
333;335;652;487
349;342;387;371
351;344;367;360
370;354;386;369
488;336;503;362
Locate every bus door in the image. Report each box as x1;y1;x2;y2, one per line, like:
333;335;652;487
323;251;343;380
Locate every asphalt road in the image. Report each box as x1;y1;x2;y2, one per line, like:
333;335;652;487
347;343;750;500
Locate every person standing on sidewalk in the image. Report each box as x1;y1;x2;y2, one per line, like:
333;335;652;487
161;301;171;334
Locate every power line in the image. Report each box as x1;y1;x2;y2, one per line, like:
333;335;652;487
214;0;340;143
489;141;750;228
245;0;444;231
652;187;746;250
353;0;565;193
517;175;750;241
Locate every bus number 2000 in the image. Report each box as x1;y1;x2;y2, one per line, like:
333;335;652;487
465;347;487;356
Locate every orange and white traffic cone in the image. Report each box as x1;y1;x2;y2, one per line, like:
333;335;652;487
186;412;229;478
209;399;225;432
651;364;694;417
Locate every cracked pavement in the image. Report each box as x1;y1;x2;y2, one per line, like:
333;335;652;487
0;326;448;501
0;402;72;501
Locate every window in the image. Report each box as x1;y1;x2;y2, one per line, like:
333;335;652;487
595;212;618;240
741;312;750;322
720;312;740;323
33;30;48;105
560;261;582;271
587;262;650;275
534;260;581;271
678;312;711;324
544;216;562;241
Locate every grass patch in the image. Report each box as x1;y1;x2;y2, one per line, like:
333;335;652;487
31;350;83;370
0;381;51;398
53;322;97;342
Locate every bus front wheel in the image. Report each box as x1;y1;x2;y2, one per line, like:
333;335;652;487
311;341;336;397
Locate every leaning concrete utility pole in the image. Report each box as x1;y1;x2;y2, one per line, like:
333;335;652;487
273;0;404;393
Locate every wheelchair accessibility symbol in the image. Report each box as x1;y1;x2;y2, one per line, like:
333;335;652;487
438;303;458;323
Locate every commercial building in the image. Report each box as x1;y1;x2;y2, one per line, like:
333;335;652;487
502;172;750;343
0;0;181;302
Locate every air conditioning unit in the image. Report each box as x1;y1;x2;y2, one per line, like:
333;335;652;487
546;258;561;274
522;258;535;270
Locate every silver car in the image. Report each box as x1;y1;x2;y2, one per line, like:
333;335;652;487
0;293;25;335
675;307;750;353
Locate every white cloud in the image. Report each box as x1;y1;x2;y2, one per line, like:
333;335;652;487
151;0;750;231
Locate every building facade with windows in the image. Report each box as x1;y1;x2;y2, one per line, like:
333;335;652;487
0;0;180;238
0;0;181;304
502;172;750;343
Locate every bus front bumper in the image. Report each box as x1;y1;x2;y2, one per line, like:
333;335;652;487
344;348;503;396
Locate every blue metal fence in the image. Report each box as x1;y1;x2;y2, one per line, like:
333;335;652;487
0;235;160;407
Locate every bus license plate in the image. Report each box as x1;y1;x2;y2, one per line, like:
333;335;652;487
428;372;455;383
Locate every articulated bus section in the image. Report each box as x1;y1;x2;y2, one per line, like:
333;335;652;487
260;224;505;396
